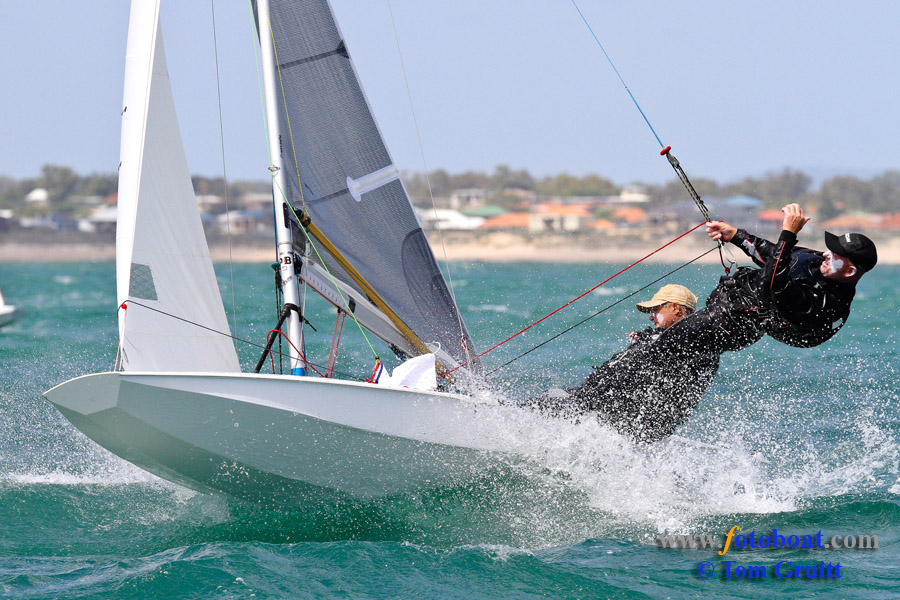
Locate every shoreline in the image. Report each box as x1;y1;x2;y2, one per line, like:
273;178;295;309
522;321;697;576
4;233;900;264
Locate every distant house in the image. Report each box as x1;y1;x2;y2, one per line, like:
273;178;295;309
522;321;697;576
241;192;272;212
19;214;78;231
78;206;117;233
821;213;883;231
758;209;784;223
667;196;763;231
610;206;646;225
216;210;270;234
590;218;616;231
501;188;537;202
416;208;484;231
461;204;508;218
551;195;604;206
529;204;592;233
449;188;487;211
25;188;49;204
0;209;13;232
70;194;104;207
479;212;530;231
723;194;762;209
879;213;900;229
196;194;226;215
613;185;650;204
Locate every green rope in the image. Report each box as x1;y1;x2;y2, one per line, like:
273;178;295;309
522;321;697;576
249;0;380;362
271;175;380;360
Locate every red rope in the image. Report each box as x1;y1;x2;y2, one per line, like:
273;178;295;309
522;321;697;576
326;311;346;378
266;329;325;377
440;221;707;378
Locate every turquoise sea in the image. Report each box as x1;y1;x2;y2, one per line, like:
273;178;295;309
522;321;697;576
1;257;897;599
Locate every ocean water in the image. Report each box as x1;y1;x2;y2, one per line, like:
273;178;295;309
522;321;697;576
1;258;897;599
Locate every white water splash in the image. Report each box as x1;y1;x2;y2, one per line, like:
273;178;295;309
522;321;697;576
591;286;628;297
466;385;897;537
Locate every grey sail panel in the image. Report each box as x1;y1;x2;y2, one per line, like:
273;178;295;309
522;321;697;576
265;0;477;368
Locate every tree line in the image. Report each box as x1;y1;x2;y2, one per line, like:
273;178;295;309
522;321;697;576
3;163;899;220
403;165;900;219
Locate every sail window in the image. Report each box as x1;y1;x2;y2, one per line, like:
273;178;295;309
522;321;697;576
129;263;158;301
347;164;400;202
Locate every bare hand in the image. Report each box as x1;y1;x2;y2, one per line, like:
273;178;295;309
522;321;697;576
781;203;811;234
706;221;737;243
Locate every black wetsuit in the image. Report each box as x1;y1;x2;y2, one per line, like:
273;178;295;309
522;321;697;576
658;228;857;356
533;326;720;443
533;229;855;443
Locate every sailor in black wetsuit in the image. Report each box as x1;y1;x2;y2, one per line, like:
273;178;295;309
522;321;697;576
534;284;720;443
660;203;878;356
535;205;876;443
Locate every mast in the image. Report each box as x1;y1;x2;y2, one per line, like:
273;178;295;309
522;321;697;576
256;0;305;376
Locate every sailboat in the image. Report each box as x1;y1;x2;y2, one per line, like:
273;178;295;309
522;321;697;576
0;285;16;328
44;0;523;502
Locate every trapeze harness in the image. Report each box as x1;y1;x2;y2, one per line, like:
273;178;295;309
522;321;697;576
652;230;855;364
722;229;854;350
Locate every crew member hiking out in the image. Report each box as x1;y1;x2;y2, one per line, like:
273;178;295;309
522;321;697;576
532;284;720;443
532;204;875;444
660;203;877;356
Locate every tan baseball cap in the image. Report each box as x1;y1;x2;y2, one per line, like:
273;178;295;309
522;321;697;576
636;284;698;313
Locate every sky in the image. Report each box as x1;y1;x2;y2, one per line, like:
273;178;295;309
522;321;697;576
2;1;900;187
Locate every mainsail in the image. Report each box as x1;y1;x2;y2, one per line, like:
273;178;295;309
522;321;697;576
261;0;478;369
116;0;240;372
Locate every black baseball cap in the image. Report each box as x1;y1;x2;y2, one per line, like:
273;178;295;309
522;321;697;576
824;231;878;272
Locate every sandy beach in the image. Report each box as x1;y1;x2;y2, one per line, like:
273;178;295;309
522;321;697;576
3;231;900;264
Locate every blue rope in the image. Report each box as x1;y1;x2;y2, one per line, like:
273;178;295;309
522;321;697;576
570;0;665;150
569;0;734;274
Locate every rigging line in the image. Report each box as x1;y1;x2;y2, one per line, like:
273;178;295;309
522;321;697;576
271;262;285;372
248;1;273;168
248;0;281;272
249;2;377;361
569;0;734;273
440;221;707;378
272;176;381;359
486;247;718;376
386;0;471;364
569;0;664;149
255;3;379;360
121;299;364;380
299;270;308;353
247;2;285;277
114;303;128;371
210;0;238;339
263;8;308;211
266;329;325;377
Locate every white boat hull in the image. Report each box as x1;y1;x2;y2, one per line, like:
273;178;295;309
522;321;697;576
0;304;16;328
44;372;520;502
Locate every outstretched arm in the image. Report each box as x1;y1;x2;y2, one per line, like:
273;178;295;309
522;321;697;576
779;203;811;236
708;204;811;268
707;220;771;267
762;204;814;305
705;221;737;243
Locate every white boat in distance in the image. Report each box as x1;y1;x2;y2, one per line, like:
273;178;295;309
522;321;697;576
0;286;16;329
45;0;517;502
